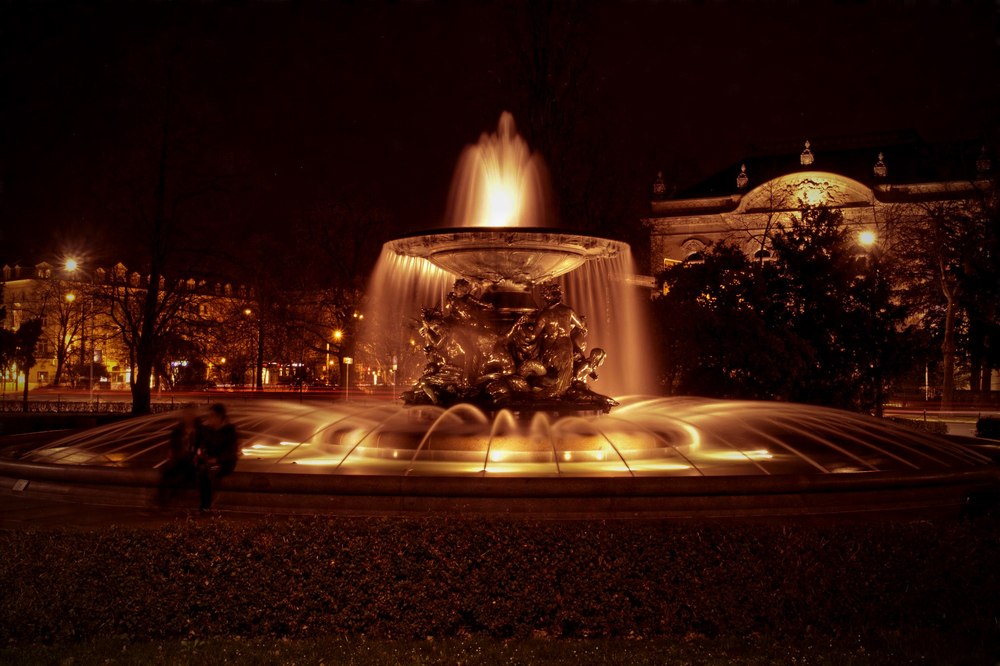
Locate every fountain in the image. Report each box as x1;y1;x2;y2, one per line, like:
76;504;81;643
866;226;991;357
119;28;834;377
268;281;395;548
0;113;997;518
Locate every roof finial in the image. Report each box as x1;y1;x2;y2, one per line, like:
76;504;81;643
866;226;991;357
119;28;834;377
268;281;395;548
800;140;814;166
976;145;991;175
652;171;667;198
873;151;887;178
736;164;749;189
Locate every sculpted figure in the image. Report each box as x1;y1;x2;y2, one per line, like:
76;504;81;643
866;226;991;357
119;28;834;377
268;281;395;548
402;279;615;411
417;308;466;368
573;348;607;384
532;282;587;397
445;279;492;328
442;279;499;381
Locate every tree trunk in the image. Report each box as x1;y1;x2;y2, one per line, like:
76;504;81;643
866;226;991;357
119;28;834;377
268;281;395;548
941;294;957;408
53;347;66;386
131;117;170;415
21;370;29;412
969;358;983;398
131;337;156;415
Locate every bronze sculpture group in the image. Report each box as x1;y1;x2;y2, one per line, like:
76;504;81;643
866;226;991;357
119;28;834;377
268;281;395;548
402;279;617;411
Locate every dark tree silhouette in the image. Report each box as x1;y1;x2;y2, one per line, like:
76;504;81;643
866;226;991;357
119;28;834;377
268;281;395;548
11;318;43;412
656;207;913;414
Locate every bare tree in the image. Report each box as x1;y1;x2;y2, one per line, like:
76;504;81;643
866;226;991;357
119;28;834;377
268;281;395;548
729;179;800;271
890;181;998;405
102;262;204;411
24;278;84;386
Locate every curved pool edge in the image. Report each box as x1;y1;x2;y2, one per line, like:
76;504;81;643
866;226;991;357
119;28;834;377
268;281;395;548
2;458;998;521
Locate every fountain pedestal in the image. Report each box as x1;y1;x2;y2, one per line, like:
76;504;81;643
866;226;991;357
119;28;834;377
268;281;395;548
389;228;622;412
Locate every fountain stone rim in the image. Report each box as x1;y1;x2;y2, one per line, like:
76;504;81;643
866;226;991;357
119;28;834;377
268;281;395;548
386;227;625;285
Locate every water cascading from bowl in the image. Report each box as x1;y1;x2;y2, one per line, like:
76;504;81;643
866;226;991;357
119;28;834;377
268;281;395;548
361;113;654;407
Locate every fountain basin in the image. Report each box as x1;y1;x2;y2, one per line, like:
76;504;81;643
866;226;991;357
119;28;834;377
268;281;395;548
2;398;998;520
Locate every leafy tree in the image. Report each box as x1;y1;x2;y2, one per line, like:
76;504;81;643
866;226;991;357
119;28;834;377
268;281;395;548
656;207;913;414
655;244;807;400
11;318;43;412
0;286;44;408
770;207;912;413
0;290;10;398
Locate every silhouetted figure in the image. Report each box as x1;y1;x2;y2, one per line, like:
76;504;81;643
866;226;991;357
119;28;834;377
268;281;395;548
195;403;240;512
157;404;202;505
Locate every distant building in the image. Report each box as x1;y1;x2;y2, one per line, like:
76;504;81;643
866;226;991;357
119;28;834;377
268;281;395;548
0;262;258;391
643;131;998;395
644;131;992;269
1;262;356;393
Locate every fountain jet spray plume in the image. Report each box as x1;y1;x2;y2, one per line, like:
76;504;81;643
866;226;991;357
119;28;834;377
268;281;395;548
446;111;552;228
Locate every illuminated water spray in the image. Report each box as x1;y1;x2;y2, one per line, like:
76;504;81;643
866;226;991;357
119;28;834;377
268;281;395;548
446;112;550;228
362;112;654;398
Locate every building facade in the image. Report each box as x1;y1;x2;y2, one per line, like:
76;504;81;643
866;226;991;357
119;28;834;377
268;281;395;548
644;133;993;269
1;262;365;393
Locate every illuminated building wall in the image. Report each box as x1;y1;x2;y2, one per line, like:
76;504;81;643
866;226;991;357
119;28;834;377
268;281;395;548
644;135;993;268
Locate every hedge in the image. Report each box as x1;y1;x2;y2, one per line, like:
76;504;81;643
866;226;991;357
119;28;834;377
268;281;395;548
0;517;998;652
977;417;1000;440
884;416;949;435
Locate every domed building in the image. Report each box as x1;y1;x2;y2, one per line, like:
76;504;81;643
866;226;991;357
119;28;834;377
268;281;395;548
644;132;993;267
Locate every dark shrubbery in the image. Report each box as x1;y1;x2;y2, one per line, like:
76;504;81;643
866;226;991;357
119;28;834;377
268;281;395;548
0;518;998;652
977;417;1000;440
885;416;949;435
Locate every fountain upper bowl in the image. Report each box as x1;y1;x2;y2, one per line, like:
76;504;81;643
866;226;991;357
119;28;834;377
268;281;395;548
387;227;624;285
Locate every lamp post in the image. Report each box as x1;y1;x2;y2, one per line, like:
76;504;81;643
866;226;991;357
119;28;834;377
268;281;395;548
65;259;94;405
343;356;353;401
331;329;344;388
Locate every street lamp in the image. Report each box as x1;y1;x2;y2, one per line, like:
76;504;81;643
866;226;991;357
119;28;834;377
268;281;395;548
64;259;94;404
343;357;353;401
329;329;345;387
858;230;876;247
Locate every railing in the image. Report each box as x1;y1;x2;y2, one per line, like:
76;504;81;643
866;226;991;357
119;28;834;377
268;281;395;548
0;399;182;415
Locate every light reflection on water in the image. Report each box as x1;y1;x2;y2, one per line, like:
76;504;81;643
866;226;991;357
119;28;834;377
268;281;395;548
18;398;991;478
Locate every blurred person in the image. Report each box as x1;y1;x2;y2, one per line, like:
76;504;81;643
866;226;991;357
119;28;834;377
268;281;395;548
195;403;240;512
157;404;202;505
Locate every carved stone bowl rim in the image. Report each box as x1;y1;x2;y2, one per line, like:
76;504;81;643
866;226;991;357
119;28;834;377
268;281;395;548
386;227;625;283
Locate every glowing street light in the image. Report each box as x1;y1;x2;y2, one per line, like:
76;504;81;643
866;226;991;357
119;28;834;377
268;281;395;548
858;230;876;247
333;329;343;342
64;258;78;272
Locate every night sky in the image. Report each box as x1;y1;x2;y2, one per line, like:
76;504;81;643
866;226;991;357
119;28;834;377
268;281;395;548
2;1;997;277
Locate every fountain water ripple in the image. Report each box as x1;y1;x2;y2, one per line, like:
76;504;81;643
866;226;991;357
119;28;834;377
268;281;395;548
13;398;992;479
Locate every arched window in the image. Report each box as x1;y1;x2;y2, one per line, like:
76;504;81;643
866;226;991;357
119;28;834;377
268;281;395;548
681;238;707;264
685;252;705;264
